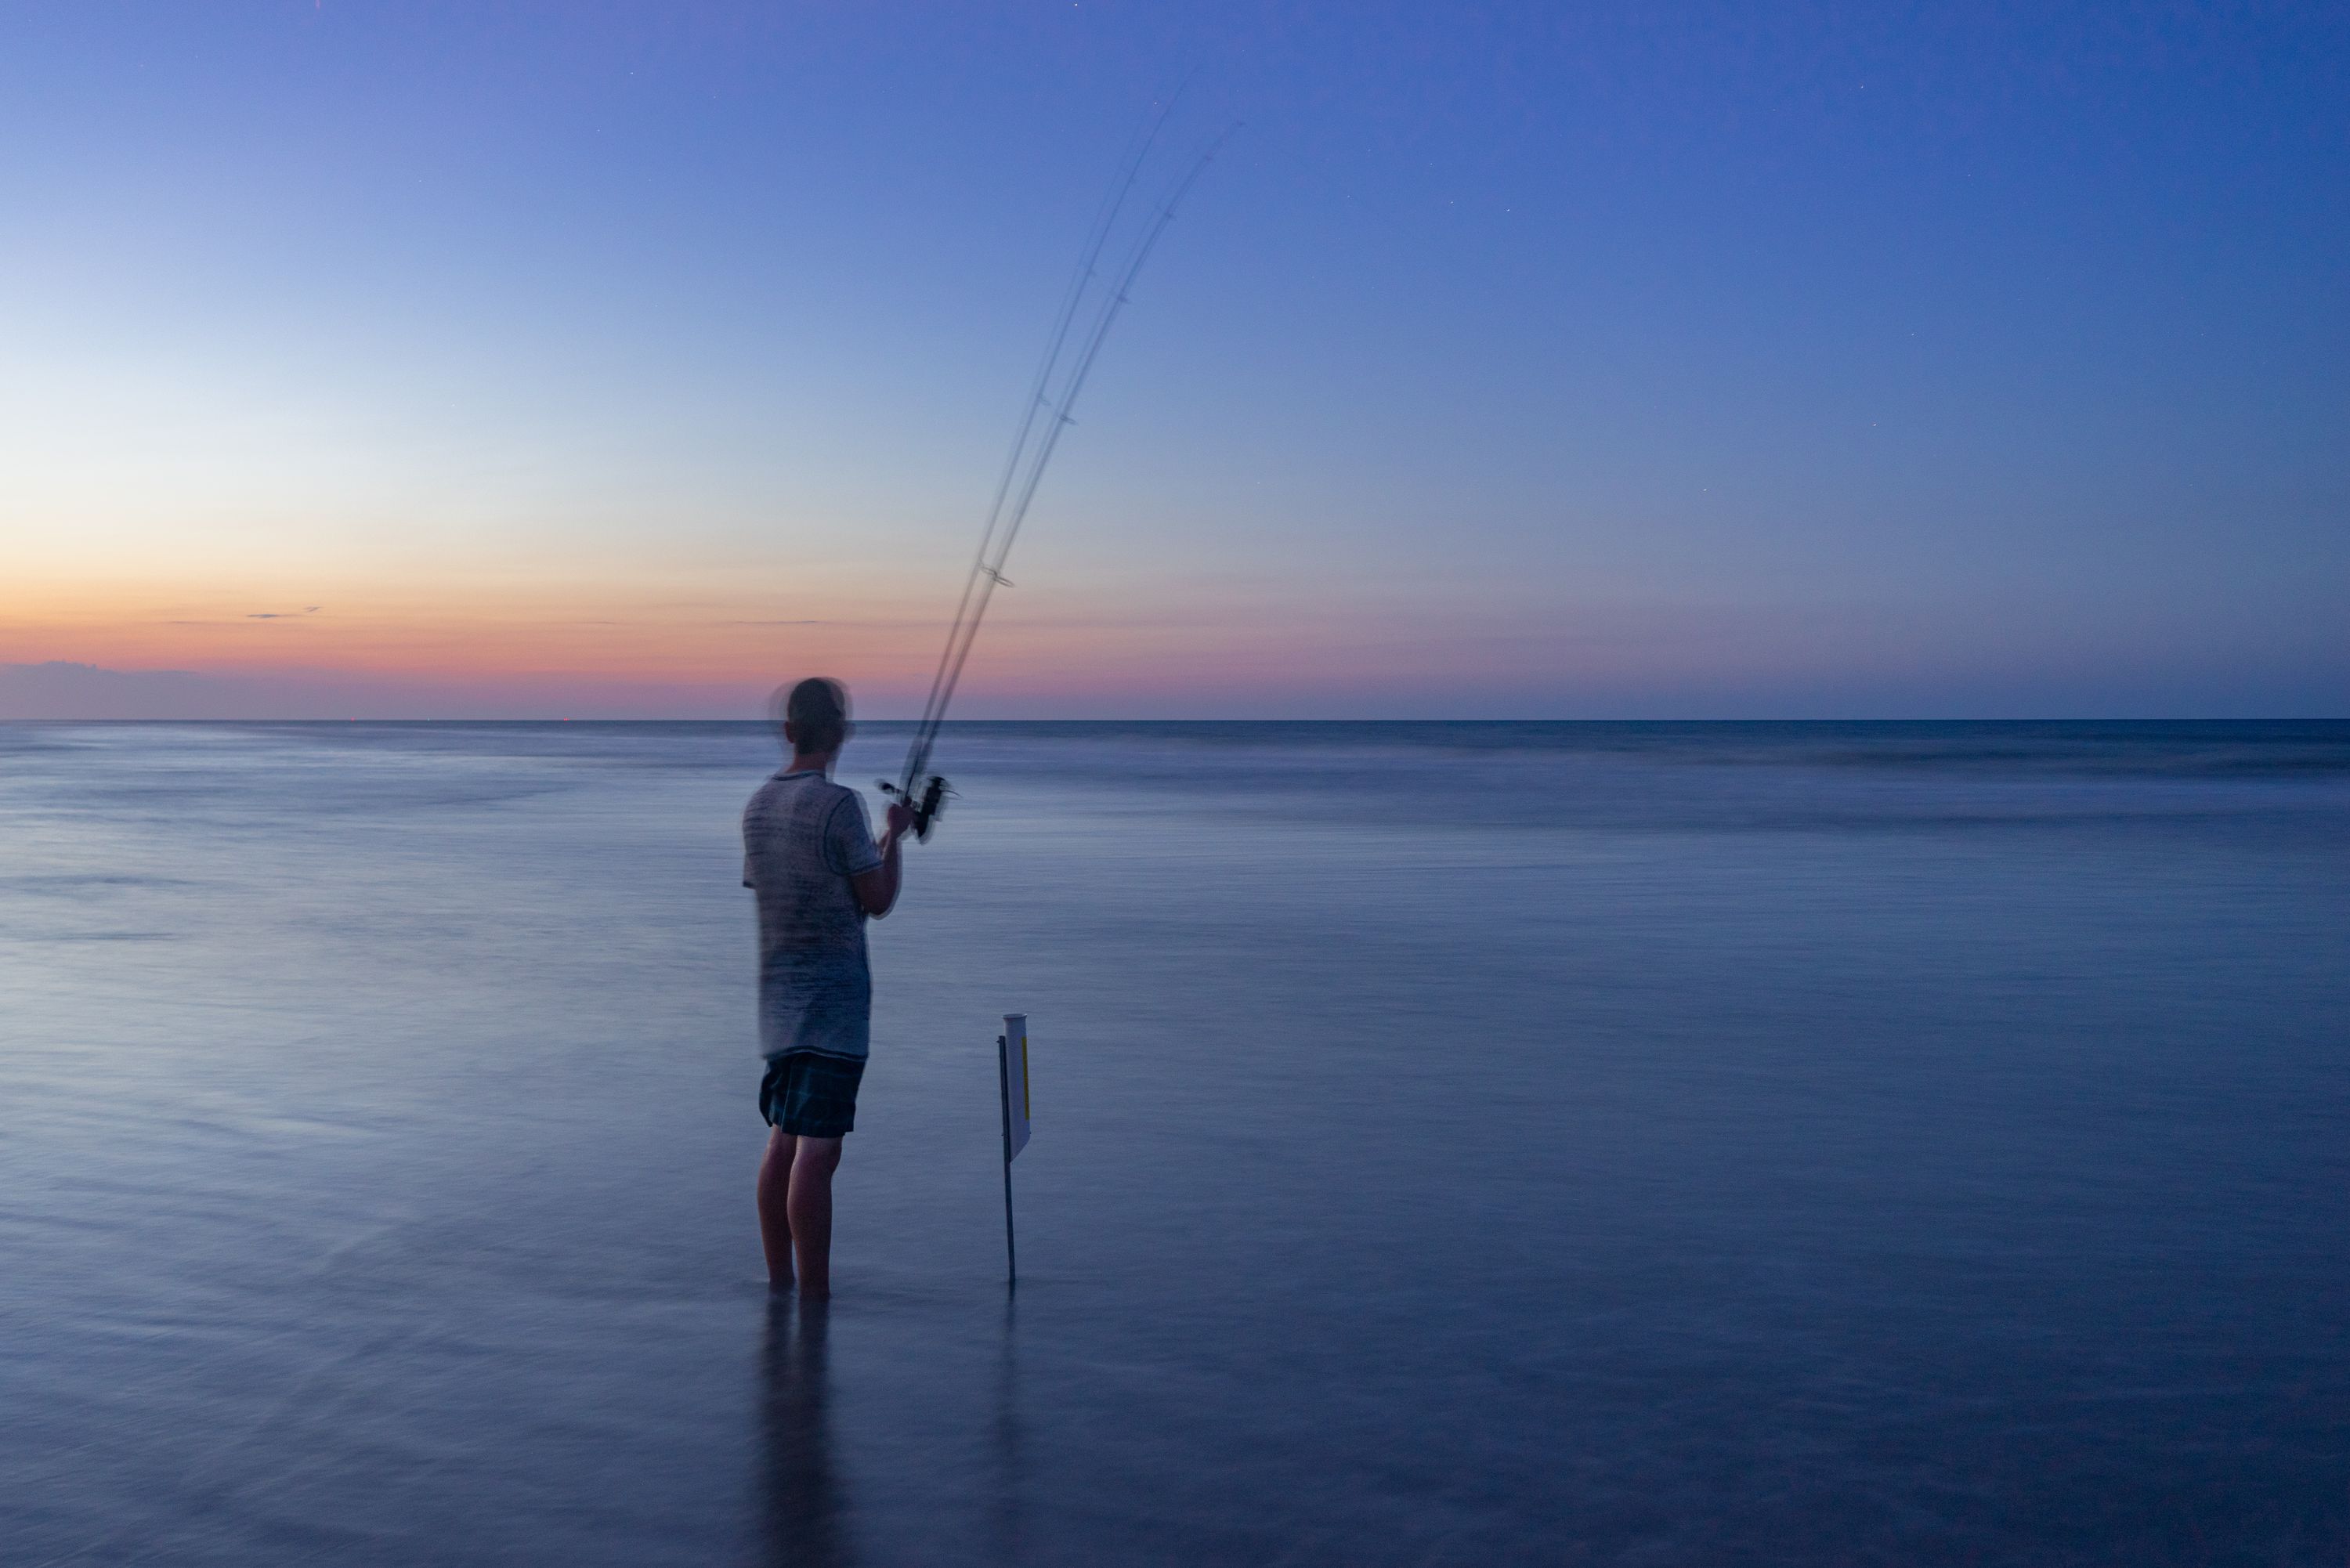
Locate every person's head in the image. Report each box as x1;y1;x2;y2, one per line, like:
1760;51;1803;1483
772;677;852;762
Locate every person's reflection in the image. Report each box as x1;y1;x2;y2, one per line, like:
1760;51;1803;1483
757;1299;855;1566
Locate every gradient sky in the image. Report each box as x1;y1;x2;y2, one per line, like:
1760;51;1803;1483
4;2;2345;717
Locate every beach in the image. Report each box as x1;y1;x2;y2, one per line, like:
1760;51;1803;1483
2;719;2345;1565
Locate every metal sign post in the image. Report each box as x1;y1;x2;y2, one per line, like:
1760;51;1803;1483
997;1013;1030;1288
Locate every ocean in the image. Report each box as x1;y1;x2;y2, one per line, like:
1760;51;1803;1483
2;720;2344;1565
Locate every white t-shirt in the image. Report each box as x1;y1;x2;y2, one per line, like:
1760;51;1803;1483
742;769;884;1060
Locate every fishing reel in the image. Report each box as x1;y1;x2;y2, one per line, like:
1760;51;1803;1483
877;774;950;842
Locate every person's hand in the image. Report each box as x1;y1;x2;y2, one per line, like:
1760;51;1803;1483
885;801;916;843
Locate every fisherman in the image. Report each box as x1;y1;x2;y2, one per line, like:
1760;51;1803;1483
743;677;913;1297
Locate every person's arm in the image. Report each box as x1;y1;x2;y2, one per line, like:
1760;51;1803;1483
851;802;915;917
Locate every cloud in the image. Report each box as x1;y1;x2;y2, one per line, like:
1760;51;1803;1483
244;606;324;620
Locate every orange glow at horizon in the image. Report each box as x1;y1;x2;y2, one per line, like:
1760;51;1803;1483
2;563;1678;717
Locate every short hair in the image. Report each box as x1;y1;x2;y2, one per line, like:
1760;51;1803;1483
773;677;851;753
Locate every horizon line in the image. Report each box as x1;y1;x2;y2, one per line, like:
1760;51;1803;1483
4;715;2344;727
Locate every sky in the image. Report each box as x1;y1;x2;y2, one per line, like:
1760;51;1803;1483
3;2;2345;719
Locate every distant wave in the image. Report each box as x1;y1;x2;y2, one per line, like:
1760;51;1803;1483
885;720;2350;780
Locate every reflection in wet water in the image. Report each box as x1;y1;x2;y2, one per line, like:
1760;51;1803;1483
987;1298;1025;1567
758;1300;855;1567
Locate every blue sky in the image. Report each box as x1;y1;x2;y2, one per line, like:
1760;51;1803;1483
3;2;2344;717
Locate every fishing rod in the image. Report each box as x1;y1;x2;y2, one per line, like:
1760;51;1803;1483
882;121;1232;839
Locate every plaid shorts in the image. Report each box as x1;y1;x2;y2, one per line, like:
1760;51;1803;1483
758;1052;866;1138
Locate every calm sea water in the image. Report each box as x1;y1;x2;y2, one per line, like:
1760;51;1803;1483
2;721;2345;1566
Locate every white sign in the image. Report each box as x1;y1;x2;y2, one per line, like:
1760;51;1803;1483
1003;1013;1032;1160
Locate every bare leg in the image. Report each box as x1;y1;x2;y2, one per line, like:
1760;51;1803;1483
757;1127;798;1290
786;1136;844;1299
